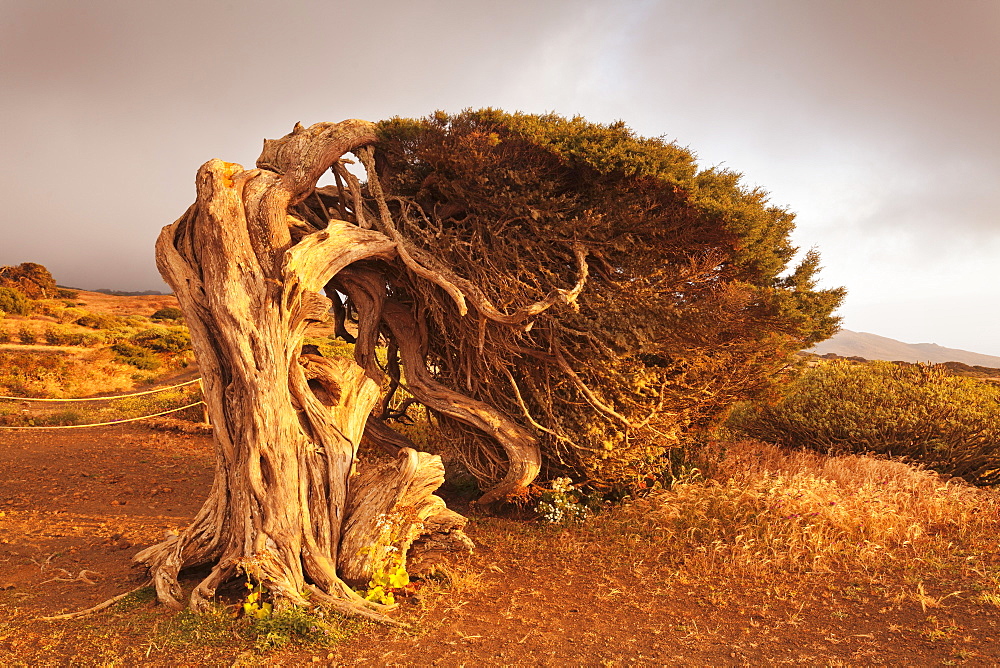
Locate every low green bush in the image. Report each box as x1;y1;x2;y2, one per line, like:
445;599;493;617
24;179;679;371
56;306;86;324
42;325;104;347
76;312;128;329
43;326;67;346
130;326;191;353
151;306;184;321
728;360;1000;485
17;324;36;344
112;342;161;370
0;287;31;316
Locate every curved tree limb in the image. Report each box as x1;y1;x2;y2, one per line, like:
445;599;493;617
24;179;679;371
380;300;541;505
143;120;457;623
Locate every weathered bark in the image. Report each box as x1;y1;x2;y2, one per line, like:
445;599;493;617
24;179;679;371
331;267;541;504
137;119;551;619
138;121;476;619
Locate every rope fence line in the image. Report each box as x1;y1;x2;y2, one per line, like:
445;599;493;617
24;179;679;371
0;401;206;430
0;378;202;403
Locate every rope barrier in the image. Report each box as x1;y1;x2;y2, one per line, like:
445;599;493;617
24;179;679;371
0;378;202;403
0;401;206;430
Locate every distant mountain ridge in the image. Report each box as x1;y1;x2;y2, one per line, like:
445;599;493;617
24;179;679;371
809;330;1000;367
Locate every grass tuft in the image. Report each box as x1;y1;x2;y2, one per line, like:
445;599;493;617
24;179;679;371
589;440;1000;578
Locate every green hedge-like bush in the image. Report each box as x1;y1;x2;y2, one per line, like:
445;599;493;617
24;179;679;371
111;342;161;370
151;306;183;321
17;324;37;344
42;325;103;347
76;312;128;329
728;360;1000;485
130;326;191;353
0;287;31;316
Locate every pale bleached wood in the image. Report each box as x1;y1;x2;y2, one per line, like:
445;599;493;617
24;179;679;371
141;121;467;623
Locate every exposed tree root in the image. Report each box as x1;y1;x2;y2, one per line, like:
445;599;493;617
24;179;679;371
38;581;153;621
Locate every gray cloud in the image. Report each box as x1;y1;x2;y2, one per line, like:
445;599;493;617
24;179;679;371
0;0;996;353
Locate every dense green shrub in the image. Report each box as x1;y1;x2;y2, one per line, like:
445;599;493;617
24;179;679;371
76;312;128;329
56;306;86;324
42;325;103;347
728;361;1000;485
43;326;67;346
151;306;184;321
111;342;161;370
0;287;31;316
130;326;191;353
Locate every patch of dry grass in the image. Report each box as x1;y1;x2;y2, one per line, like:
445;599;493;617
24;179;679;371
590;440;1000;579
0;378;203;427
0;348;144;400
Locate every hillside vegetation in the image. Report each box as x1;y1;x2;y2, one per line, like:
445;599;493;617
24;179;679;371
0;265;348;428
0;265;201;426
728;360;1000;486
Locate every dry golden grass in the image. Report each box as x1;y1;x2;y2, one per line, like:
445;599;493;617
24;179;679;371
0;348;143;400
590;440;1000;579
0;289;195;407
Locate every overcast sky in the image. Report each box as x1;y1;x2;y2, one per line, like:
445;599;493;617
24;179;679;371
1;0;997;355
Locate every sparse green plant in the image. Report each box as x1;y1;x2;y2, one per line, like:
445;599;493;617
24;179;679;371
17;324;36;344
233;560;353;652
361;557;409;606
34;409;85;426
246;605;347;653
0;325;9;343
112;585;159;612
536;477;593;524
111;342;161;370
242;579;273;620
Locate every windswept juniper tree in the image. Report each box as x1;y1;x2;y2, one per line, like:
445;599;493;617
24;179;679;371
140;110;843;619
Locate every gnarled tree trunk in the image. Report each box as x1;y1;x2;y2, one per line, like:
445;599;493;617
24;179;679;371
136;120;525;619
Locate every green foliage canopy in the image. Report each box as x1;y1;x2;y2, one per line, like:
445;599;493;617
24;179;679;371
364;110;845;490
151;306;184;321
0;286;31;316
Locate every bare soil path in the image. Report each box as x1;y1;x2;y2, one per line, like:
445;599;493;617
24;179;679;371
1;425;998;665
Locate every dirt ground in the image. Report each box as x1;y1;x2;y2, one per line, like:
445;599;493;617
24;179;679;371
1;424;999;666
